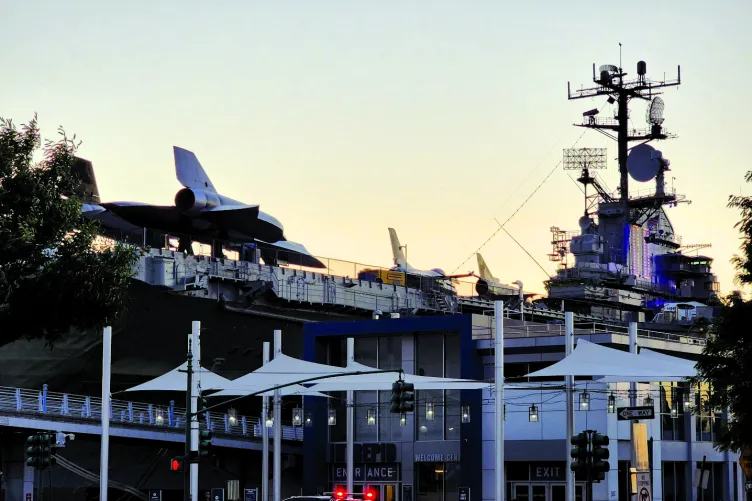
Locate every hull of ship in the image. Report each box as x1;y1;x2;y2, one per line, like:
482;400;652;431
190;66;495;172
0;280;353;395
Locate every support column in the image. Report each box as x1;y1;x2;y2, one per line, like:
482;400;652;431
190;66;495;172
346;337;355;495
565;312;575;501
494;301;504;501
274;330;282;501
100;326;112;501
262;342;270;501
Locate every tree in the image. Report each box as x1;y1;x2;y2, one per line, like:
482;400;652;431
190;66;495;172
0;116;139;346
692;171;752;452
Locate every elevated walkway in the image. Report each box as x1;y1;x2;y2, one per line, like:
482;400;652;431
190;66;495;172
0;386;303;453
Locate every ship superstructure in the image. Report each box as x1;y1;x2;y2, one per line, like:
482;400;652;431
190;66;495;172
545;59;719;321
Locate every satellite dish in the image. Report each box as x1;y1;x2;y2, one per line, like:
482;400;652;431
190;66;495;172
646;97;665;125
627;144;661;182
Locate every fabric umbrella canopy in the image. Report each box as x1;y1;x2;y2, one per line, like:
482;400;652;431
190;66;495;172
124;362;231;392
307;361;489;392
209;353;359;398
524;339;695;381
595;348;697;383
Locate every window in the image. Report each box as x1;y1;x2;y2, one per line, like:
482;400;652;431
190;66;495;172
328;336;404;442
659;383;686;441
355;337;378;442
696;462;724;501
662;462;687;501
416;462;460;501
695;383;725;442
416;332;461;441
378;336;403;441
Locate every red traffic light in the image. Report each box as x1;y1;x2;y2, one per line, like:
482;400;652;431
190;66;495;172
334;489;346;500
170;457;184;471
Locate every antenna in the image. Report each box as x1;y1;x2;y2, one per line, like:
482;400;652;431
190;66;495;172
563;148;613;216
619;42;622;71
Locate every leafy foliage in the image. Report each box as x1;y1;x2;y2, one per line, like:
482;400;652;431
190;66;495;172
692;171;752;452
0;116;138;346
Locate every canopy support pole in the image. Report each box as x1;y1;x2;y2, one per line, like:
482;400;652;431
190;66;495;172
262;342;270;501
274;331;282;501
346;337;355;495
190;321;200;501
565;312;575;501
100;326;112;501
494;301;505;501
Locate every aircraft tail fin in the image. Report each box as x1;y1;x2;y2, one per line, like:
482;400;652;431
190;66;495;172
68;156;100;204
476;253;496;281
174;146;216;192
388;228;410;269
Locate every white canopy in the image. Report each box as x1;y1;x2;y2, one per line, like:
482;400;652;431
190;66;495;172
525;339;696;382
210;353;358;398
595;348;697;383
307;361;489;392
124;362;231;392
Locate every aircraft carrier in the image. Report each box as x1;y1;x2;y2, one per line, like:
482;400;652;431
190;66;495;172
0;57;719;397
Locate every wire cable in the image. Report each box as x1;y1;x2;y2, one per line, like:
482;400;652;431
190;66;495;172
451;128;590;274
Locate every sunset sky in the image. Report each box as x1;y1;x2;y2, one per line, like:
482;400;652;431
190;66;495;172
3;0;750;295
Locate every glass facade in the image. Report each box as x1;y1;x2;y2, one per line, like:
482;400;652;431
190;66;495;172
695;462;724;501
695;383;726;442
416;462;460;501
328;335;405;442
416;332;461;441
659;383;686;441
662;461;687;501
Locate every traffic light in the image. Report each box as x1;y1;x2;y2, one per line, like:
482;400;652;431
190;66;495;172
591;433;610;482
570;431;589;476
198;429;212;457
390;382;402;413
169;457;185;472
364;487;379;501
399;382;415;413
25;433;55;470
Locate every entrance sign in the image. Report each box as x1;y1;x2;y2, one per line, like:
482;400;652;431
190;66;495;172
618;406;655;421
459;487;470;501
332;463;400;482
634;472;651;501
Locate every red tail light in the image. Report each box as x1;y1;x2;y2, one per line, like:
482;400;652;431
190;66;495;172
334;489;346;500
364;489;376;501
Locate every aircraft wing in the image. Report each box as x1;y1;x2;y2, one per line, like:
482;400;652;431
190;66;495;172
197;204;260;227
255;239;326;269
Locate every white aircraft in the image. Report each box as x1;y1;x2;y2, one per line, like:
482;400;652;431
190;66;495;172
388;228;446;277
475;253;519;297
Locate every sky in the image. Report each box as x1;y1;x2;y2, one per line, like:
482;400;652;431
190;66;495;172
2;0;751;295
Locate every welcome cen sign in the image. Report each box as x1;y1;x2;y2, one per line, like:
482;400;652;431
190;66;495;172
332;464;400;482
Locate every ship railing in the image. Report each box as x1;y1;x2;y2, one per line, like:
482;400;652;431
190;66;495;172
472;318;705;346
107;227;518;304
0;385;304;441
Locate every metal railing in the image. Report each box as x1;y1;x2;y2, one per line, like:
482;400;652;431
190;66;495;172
472;316;706;346
0;386;304;441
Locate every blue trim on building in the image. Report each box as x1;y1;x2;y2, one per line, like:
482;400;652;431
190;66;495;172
302;315;482;497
